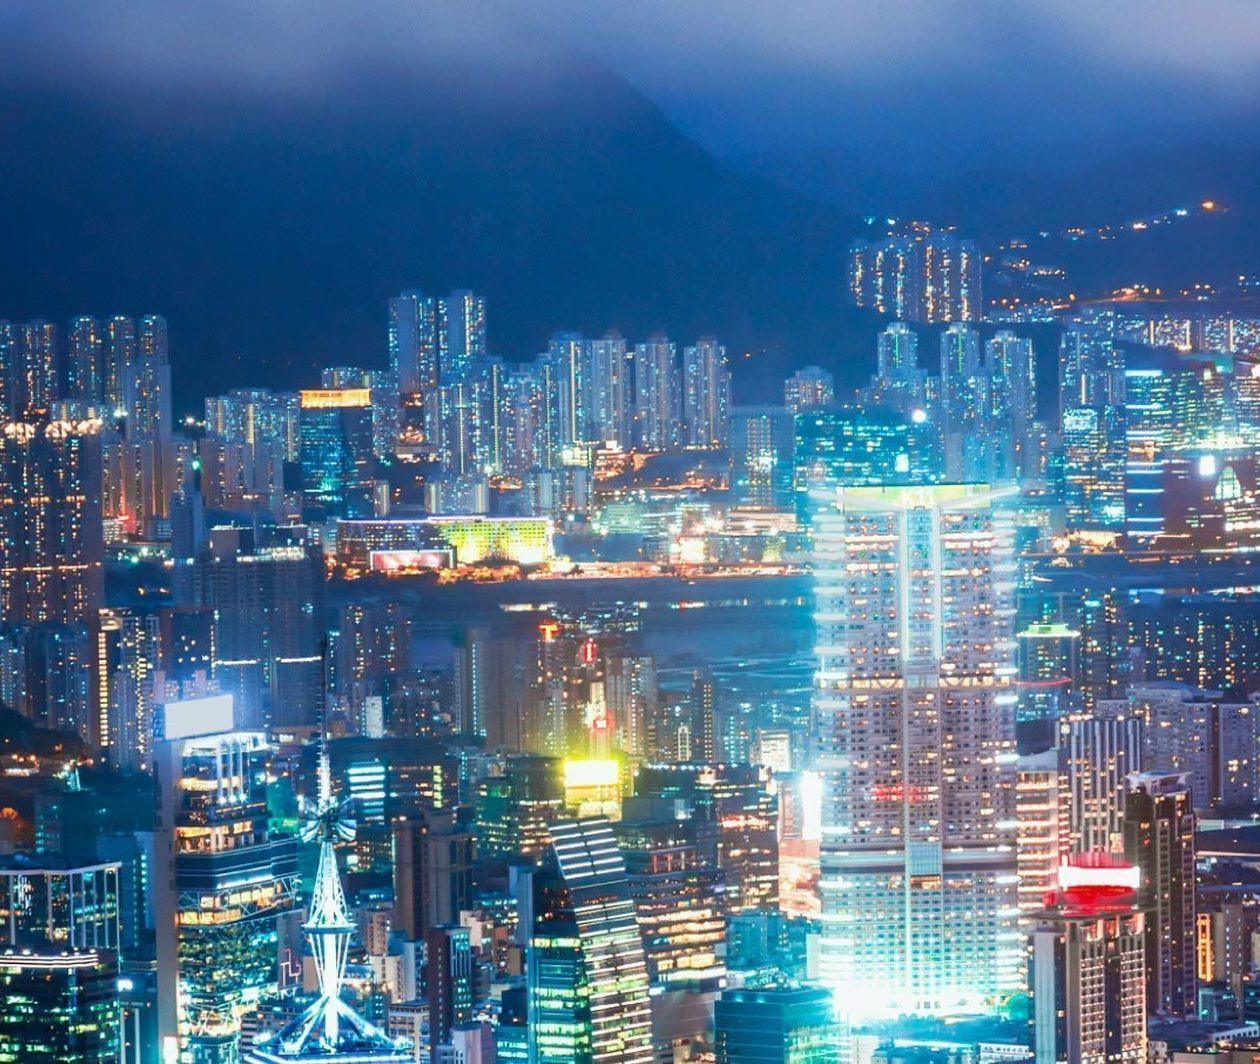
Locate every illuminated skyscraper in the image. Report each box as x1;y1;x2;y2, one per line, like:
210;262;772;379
682;337;731;449
528;817;653;1064
68;315;105;405
730;406;794;510
0;413;104;625
0;319;58;419
1059;313;1126;530
633;334;681;451
1058;713;1143;855
544;332;590;454
1029;854;1147;1063
1123;771;1196;1018
792;405;931;522
813;483;1020;1019
939;322;987;480
389;290;439;398
586;332;631;447
104;315;138;411
0;856;122;1062
247;751;409;1062
848;230;982;323
298;387;375;518
860;322;928;420
154;700;300;1062
441;290;487;384
714;986;839;1064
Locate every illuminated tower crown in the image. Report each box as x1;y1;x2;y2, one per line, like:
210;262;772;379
246;749;410;1062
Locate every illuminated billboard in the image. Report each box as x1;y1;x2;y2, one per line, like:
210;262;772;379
162;693;235;740
368;549;453;573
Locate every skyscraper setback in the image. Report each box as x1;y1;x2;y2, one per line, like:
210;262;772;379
813;483;1020;1019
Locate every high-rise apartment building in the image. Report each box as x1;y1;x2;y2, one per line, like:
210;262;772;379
848;230;982;323
1029;854;1147;1063
1059;312;1126;530
1057;713;1143;854
813;483;1020;1019
389;290;440;398
68;315;105;405
1123;771;1196;1017
0;412;104;625
586;332;631;447
682;337;731;449
633;334;680;451
0;319;58;419
441;290;487;384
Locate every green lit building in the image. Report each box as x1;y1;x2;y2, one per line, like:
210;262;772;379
0;855;122;1061
527;817;653;1064
474;755;564;864
713;986;839;1064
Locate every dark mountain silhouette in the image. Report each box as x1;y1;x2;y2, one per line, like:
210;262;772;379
0;5;871;408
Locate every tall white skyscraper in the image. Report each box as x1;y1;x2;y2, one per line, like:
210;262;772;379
813;483;1020;1021
682;336;731;448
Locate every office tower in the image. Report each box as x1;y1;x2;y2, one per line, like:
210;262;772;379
320;366;401;461
605;655;657;759
189;526;324;722
247;753;409;1062
861;322;929;419
633;763;778;914
1029;853;1147;1064
1058;714;1143;854
68;315;105;404
0;412;103;625
714;986;839;1064
528;818;653;1064
453;628;533;746
1016;751;1065;916
1059;312;1126;530
298;387;375;517
633;334;681;451
614;815;726;987
1015;621;1081;735
690;668;716;763
154;700;299;1062
1122;366;1174;543
1123;771;1196;1017
0;856;122;1061
791;405;930;522
813;484;1019;1020
848;230;982;323
783;366;834;414
389;290;440;398
441;290;487;384
682;337;731;448
392;810;475;942
729;406;794;510
426;925;475;1064
586;332;631;447
474;754;564;863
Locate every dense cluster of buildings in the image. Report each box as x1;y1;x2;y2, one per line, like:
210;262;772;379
7;280;1260;1063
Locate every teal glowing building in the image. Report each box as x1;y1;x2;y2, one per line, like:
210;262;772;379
714;986;839;1064
0;856;122;1062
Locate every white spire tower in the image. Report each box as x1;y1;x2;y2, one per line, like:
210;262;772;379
247;749;410;1062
